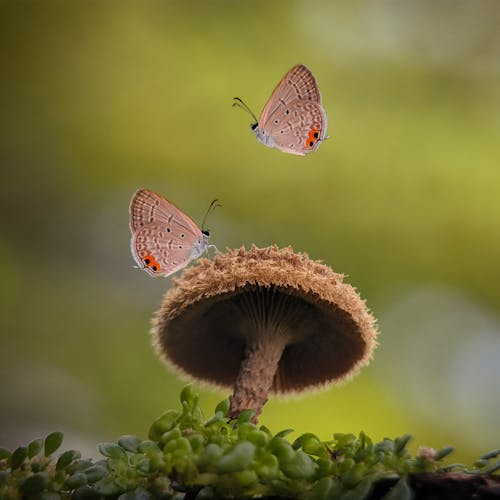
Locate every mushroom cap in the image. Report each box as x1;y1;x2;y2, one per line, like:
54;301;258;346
152;245;378;394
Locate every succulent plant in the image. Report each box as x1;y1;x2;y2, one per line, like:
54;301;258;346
1;385;498;499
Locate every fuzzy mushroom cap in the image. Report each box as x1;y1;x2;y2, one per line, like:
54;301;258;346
152;245;378;394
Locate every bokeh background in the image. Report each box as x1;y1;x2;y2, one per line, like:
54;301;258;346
1;0;499;463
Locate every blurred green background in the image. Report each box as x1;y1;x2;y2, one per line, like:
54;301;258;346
1;0;499;463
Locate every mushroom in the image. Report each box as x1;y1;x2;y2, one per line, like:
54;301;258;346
152;245;378;420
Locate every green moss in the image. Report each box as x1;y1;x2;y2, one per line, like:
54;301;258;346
0;385;498;499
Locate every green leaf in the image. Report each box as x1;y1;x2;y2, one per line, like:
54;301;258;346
52;468;67;488
358;431;373;449
148;410;179;441
44;432;64;456
98;442;128;461
138;440;160;453
481;449;500;460
255;454;279;480
293;432;317;448
196;443;224;468
381;477;413;500
435;446;454;461
342;463;367;489
374;438;394;454
56;449;82;471
237;409;255;424
292;433;323;455
149;454;166;471
394;435;412;454
187;433;205;451
214;398;230;416
28;438;43;458
339;458;356;472
137;457;151;474
259;425;272;436
305;477;340;500
191;402;204;424
246;429;269;448
486;462;500;474
216;442;256;473
340;477;373;500
118;435;141;453
180;384;198;408
19;472;50;496
269;437;295;464
204;411;225;426
0;447;11;460
316;457;334;477
236;422;254;441
275;428;294;438
160;428;182;446
65;472;88;489
305;476;335;500
334;433;357;447
169;437;192;457
280;450;317;480
232;469;258;487
67;459;94;474
93;476;121;495
84;464;107;483
11;446;27;469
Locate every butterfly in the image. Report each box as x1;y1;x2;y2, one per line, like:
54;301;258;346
233;64;327;156
129;189;212;277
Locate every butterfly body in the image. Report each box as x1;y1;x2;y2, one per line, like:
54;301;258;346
129;189;210;277
238;64;327;156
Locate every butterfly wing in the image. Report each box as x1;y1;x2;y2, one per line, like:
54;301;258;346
259;64;322;126
261;100;327;156
129;188;201;234
129;189;207;277
131;222;205;277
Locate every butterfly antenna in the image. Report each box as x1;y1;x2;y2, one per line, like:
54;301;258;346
232;97;259;125
201;198;221;232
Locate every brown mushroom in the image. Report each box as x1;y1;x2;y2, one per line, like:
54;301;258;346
152;245;378;420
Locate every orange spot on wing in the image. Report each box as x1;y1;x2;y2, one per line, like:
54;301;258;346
305;128;320;148
143;254;161;272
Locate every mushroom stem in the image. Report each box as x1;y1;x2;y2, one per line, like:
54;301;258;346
228;332;288;420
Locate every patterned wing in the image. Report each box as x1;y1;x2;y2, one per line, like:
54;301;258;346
259;65;322;127
131;222;200;277
129;188;201;234
264;100;327;155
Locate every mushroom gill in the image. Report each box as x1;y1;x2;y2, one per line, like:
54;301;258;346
152;245;378;420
